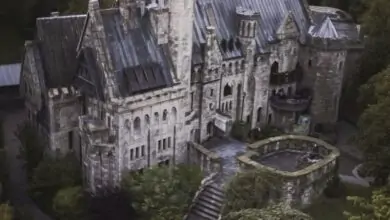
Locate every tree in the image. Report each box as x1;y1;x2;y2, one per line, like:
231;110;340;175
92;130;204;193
122;165;203;220
88;189;136;220
223;169;282;214
15;122;44;177
0;203;13;220
222;204;312;220
356;66;390;184
30;153;82;193
52;186;86;220
345;186;390;220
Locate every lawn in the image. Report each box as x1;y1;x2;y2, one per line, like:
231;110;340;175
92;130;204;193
304;184;372;220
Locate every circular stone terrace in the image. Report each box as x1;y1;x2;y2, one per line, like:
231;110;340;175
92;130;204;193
237;135;340;207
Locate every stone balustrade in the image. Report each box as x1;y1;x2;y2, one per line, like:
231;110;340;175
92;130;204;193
236;135;340;208
187;142;223;176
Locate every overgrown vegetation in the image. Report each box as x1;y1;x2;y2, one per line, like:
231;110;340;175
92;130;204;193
222;169;311;219
223;169;283;214
122;165;203;220
15;122;44;178
344;186;390;220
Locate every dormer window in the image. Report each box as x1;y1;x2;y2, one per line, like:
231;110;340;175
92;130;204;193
221;39;227;52
228;38;234;51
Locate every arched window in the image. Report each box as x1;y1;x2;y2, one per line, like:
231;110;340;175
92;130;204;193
154;112;159;123
257;107;262;122
223;84;232;96
308;59;312;67
162;109;168;121
271;62;279;73
134;117;141;133
145;114;150;127
246;23;251;36
207;122;213;135
228;63;233;72
228;38;234;51
171;107;177;121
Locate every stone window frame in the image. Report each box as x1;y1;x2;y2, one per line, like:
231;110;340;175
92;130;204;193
162;109;168;121
133;117;141;134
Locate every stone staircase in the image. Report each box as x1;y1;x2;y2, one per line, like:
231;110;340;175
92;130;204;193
186;182;225;220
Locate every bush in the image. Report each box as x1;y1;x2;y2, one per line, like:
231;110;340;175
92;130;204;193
249;126;284;142
53;186;86;220
323;176;346;198
231;121;250;141
15;122;44;177
122;165;202;220
223;169;282;214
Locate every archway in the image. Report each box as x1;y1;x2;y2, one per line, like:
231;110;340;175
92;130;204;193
207;121;214;135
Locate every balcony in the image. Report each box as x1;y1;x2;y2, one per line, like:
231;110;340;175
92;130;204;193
269;95;311;112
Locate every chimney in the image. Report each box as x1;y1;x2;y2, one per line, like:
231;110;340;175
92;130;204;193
50;11;60;17
119;0;138;30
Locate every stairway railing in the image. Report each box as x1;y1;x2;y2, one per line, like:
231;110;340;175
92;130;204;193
183;172;220;220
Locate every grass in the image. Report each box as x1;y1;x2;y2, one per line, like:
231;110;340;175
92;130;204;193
304;184;372;220
0;25;24;64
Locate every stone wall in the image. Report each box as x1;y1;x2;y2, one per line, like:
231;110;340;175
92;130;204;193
237;135;340;208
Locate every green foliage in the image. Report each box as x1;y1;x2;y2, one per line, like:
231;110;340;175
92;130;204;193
30;153;81;193
231;121;250;141
222;204;312;220
356;67;390;182
249;126;284;142
52;186;86;220
122;164;202;220
29;153;82;215
223;169;282;214
15;122;44;177
0;203;13;220
344;186;390;220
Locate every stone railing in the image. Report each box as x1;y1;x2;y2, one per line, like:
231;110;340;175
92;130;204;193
269;95;311;112
183;172;219;220
187;141;223;175
236;135;340;208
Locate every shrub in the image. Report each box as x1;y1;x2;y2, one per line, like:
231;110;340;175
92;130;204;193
53;186;86;220
323;176;346;198
231;121;250;141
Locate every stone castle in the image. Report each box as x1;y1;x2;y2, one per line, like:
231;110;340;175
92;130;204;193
20;0;363;193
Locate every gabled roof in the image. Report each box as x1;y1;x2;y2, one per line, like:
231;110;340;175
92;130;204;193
100;8;174;96
308;6;360;41
36;14;86;88
193;0;311;57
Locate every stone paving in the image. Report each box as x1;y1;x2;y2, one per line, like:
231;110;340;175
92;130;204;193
2;109;52;220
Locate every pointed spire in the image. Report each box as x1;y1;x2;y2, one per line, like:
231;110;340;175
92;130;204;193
89;0;100;11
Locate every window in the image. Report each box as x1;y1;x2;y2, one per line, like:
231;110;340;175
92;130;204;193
210;89;214;96
257;107;262;122
141;145;145;157
145;115;150;127
271;62;279;73
190;92;194;111
158;140;161;152
223;84;232;96
154;112;159;123
134;117;141;133
163;138;166;150
308;59;312;67
229;101;232;110
135;147;139;158
162;110;168;121
172;107;177;122
130;149;134;160
222;103;225;111
168;137;172;148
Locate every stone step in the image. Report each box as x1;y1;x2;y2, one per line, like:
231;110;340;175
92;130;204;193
196;196;223;213
205;186;225;198
199;191;224;204
192;202;220;220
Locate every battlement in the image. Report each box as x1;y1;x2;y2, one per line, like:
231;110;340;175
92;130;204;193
48;86;80;100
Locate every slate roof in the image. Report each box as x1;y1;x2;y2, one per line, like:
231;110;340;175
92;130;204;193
192;0;311;60
308;6;360;40
100;9;174;96
0;63;21;87
36;14;86;88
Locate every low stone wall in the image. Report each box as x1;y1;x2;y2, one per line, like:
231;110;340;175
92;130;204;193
187;142;223;176
237;135;340;208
